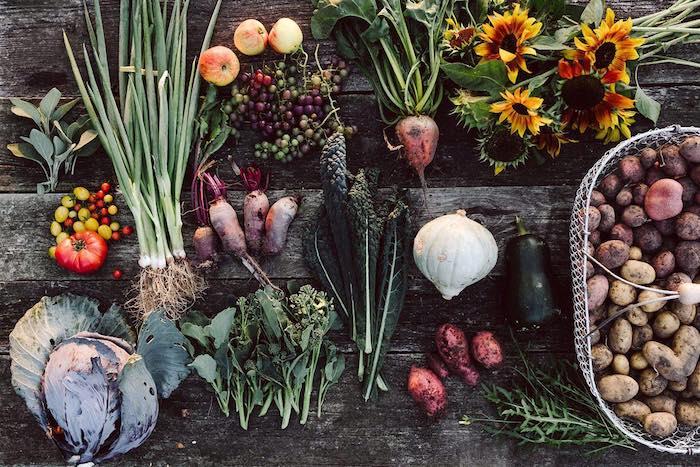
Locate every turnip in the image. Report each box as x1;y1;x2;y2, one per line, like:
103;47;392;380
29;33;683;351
262;195;300;256
240;166;270;255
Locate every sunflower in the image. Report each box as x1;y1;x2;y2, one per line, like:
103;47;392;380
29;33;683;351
595;108;636;143
474;4;542;83
490;87;552;137
478;124;531;175
534;127;575;158
558;59;634;133
444;18;476;54
564;9;644;84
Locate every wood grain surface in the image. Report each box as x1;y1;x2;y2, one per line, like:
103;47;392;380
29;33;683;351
0;0;699;465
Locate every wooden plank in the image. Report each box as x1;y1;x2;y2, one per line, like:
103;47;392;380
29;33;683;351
2;85;700;193
0;354;680;465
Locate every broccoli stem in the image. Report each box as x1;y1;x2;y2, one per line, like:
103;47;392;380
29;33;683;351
300;345;321;424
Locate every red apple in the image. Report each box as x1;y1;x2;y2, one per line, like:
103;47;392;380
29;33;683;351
234;19;268;56
198;46;240;86
268;18;303;54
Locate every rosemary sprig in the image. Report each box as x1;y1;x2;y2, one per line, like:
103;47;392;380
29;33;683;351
461;346;635;454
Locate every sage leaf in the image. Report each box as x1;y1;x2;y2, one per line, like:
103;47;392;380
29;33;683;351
39;88;62;123
52;98;80;121
27;129;54;160
10;98;42;126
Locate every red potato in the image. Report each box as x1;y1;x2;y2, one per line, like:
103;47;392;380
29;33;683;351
645;179;684;221
582;206;601;231
262;195;301;256
599;174;622;199
395;115;439;200
622;205;647;228
590;190;607;206
691;165;700;186
680;136;700;162
589;230;602;246
427;352;450;379
676;212;700;240
660;145;687;177
639;147;658;168
632;183;649;205
471;331;503;369
595;240;630;268
610;223;633;246
587;275;609;311
634;224;663;253
435;324;480;386
616;188;633;207
598;204;616;232
619;155;644;183
666;272;692;292
675;241;700;274
677;177;698;204
655;218;676;236
651;250;676;279
646;167;665;186
407;366;447;418
687;205;700;216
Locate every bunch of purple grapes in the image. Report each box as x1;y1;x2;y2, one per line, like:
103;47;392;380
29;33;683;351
224;58;357;163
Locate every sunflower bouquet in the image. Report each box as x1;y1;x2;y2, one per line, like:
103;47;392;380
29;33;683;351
443;0;700;174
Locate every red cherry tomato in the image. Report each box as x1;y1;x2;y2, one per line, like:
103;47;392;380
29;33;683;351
73;203;82;211
64;218;74;228
111;231;121;241
91;213;100;220
55;231;108;275
88;194;97;203
88;204;97;212
96;190;105;199
112;269;123;280
101;217;110;225
100;207;109;217
101;182;111;193
121;225;134;236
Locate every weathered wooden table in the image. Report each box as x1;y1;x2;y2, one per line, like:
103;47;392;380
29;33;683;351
1;0;698;465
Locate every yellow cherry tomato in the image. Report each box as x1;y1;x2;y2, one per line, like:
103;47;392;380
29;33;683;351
110;222;120;231
73;221;86;233
68;210;77;219
54;206;69;223
85;218;99;232
48;246;57;259
56;232;70;245
108;205;118;215
50;221;63;237
98;224;113;240
104;194;114;203
73;186;90;201
78;208;91;222
61;195;76;208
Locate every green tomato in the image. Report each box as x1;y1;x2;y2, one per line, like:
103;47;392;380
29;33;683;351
56;232;70;245
73;186;90;201
54;206;69;223
61;195;76;208
50;221;63;237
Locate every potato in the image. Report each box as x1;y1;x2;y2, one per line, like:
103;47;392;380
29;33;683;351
626;306;648;326
591;343;614;372
645;178;684;221
630;351;649;370
632;183;649;205
661;237;678;252
610;223;634;246
590;327;601;345
619;155;644;183
638;289;667;313
691;165;700;186
629;246;643;260
643;325;700;382
609;280;637;306
654;218;676;236
674;241;700;274
581;206;601;231
585;260;595;279
686;205;700;216
651;250;675;279
675;212;700;240
671;301;696;325
639;368;668;396
633;224;663;253
620;260;656;285
589;230;601;246
598;374;639;402
609;318;633;353
587;275;609;311
676;401;700;426
592;306;607;323
687;362;700;397
644;395;676;414
660;145;687;177
665;272;692;292
595;240;630;269
599;173;622;199
652;311;681;339
646;167;665;186
639;147;658;168
612;354;630;375
590;190;607;207
680;136;700;162
622;205;647;228
668;378;687;392
597;204;616;232
614;399;651;423
616;187;633;207
632;324;654;350
586;241;596;257
677;177;698;204
643;412;677;437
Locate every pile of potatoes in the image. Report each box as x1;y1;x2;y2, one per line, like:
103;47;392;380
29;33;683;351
584;135;700;438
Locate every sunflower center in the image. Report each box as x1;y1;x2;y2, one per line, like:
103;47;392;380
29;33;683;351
486;127;525;162
595;42;617;68
501;34;518;54
561;75;605;111
512;103;529;115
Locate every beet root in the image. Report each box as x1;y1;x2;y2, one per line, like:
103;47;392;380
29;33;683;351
427;352;450;379
435;323;480;386
192;225;219;269
263;195;300;256
395;115;439;198
471;331;504;368
244;190;270;255
407;366;447;417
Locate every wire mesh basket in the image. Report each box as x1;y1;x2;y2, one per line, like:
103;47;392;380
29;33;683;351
570;125;700;454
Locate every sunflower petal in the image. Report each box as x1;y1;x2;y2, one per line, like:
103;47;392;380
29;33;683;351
499;48;517;63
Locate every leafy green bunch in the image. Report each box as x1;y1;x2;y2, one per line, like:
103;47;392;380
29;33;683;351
8;88;99;193
182;285;345;429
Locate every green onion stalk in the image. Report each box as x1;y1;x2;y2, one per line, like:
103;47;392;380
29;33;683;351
64;0;222;319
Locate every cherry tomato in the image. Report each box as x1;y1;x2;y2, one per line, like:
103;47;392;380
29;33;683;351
111;231;121;241
121;225;134;236
55;231;108;275
96;200;105;208
108;205;118;215
88;194;97;203
101;182;111;193
73;203;82;211
64;218;74;228
100;207;109;217
91;213;100;220
112;269;123;280
88;204;97;212
101;217;110;225
96;190;105;199
103;194;114;203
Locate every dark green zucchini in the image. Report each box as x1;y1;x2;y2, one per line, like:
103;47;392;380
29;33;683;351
505;217;559;329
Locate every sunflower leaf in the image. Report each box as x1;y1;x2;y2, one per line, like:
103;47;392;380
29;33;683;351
531;35;567;51
634;85;660;124
580;0;604;26
441;61;508;95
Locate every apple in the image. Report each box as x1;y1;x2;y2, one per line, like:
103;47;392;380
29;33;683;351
234;19;268;56
268;18;303;54
198;46;240;86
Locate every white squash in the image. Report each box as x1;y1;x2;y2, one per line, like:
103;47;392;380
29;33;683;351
413;210;498;300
